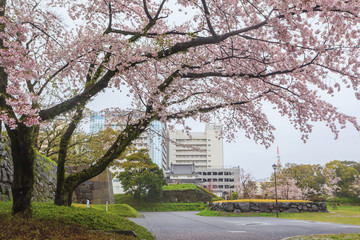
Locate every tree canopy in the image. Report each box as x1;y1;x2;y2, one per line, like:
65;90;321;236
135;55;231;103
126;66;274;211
1;0;360;216
117;149;166;203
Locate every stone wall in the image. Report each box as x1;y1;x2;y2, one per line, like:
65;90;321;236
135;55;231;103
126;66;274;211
0;144;13;201
0;136;57;202
162;188;213;203
69;166;115;205
211;201;328;213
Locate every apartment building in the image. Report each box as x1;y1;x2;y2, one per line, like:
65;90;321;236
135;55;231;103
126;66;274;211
168;124;224;170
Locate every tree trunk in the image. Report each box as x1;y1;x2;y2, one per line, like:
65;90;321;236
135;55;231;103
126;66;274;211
7;124;38;217
54;180;76;206
55;118;151;206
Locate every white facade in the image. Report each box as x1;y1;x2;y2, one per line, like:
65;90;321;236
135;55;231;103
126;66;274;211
197;168;240;197
168;124;224;170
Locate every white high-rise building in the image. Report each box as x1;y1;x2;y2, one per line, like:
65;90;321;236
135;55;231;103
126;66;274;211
168;124;224;169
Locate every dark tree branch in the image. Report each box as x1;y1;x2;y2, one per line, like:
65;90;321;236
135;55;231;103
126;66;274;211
201;0;218;38
143;0;153;20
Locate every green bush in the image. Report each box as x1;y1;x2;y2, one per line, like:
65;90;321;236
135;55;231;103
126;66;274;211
211;197;223;202
333;196;359;204
231;191;239;200
114;193;135;205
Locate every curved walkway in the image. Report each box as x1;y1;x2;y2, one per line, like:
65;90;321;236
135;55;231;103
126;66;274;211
130;211;360;240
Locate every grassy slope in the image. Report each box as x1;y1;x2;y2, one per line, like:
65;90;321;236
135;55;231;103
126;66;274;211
0;201;154;240
162;183;222;200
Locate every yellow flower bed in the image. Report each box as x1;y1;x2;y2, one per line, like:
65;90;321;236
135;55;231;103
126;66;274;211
214;199;312;203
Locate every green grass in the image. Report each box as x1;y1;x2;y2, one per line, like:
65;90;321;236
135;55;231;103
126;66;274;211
162;183;198;190
198;208;275;217
136;202;207;212
114;193;207;211
198;204;360;226
162;183;222;200
0;201;154;240
74;203;138;218
285;233;360;240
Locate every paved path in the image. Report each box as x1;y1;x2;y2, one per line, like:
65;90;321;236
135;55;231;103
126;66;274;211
129;211;360;240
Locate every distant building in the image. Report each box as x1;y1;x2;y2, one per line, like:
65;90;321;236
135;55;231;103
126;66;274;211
89;111;168;170
148;120;169;170
89;113;105;134
168;124;224;170
197;167;240;197
112;177;125;194
166;163;240;197
166;163;199;184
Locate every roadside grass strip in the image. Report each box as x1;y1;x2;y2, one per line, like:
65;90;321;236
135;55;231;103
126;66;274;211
283;233;360;240
214;199;312;203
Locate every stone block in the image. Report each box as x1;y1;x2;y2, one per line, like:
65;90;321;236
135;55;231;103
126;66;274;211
311;205;318;212
260;203;271;213
237;203;250;212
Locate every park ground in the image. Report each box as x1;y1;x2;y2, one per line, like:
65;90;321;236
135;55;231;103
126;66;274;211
1;197;360;239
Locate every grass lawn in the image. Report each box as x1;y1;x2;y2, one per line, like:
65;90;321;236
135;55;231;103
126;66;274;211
114;193;207;211
198;204;360;226
284;233;360;240
0;201;154;240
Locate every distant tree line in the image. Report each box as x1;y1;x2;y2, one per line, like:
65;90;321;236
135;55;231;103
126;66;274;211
261;160;360;202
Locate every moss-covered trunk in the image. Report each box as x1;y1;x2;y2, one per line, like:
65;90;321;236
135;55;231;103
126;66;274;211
7;125;38;217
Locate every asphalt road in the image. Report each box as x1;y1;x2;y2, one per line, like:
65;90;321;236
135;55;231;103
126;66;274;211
129;211;360;240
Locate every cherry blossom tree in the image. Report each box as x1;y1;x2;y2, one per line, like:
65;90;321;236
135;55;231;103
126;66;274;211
321;168;341;200
236;168;257;199
2;0;360;217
